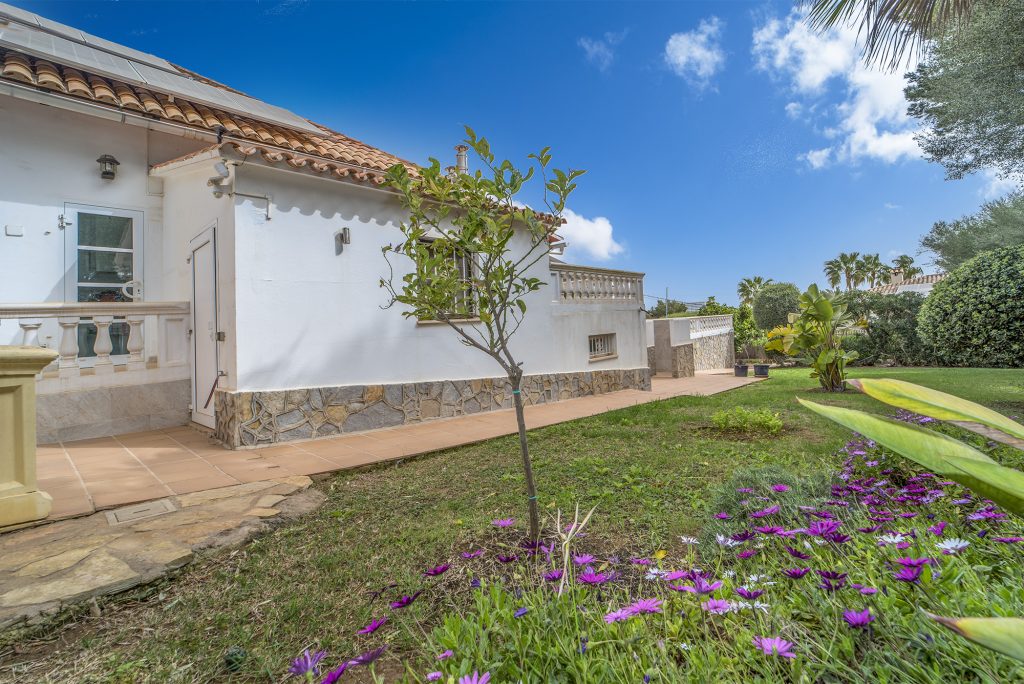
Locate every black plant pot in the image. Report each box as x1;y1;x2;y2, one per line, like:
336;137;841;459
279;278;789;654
734;364;749;377
753;364;770;377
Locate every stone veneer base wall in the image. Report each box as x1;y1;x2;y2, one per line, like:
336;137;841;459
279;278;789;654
215;368;652;448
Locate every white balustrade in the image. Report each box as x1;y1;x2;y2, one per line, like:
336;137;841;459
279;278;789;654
0;301;190;388
688;314;733;338
551;264;644;305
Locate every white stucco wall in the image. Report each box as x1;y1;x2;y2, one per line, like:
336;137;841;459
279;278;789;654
0;93;208;357
229;163;646;392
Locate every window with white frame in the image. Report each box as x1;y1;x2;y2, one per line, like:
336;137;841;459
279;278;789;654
588;333;617;360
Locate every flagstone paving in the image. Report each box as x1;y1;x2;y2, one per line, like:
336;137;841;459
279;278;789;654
0;476;322;630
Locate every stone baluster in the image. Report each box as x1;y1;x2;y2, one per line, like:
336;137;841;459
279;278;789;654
56;317;80;378
17;319;42;347
92;315;114;375
126;315;145;371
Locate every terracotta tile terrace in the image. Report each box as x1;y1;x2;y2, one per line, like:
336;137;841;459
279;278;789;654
31;372;762;524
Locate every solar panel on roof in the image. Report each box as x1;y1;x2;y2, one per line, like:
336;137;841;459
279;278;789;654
0;3;323;135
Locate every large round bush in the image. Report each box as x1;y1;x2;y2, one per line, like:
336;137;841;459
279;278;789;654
752;282;800;330
918;245;1024;367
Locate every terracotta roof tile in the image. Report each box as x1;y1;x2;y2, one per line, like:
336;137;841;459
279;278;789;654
869;273;947;295
0;46;413;184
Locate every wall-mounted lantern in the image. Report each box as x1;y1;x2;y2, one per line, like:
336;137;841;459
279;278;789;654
96;154;120;180
335;226;351;255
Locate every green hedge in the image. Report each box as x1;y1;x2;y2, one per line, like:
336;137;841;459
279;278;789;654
843;291;932;366
918;245;1024;367
752;282;800;330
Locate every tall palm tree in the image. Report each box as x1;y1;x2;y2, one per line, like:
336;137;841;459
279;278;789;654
823;258;843;290
805;0;976;70
859;253;890;288
838;251;861;291
737;276;773;306
891;254;924;279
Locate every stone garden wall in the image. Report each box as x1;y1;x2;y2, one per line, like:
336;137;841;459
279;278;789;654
693;332;735;371
215;367;651;448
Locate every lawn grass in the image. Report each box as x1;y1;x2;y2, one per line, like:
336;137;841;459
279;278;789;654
3;367;1023;682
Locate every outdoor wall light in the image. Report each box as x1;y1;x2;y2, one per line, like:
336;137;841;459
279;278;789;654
335;226;351;255
96;154;120;180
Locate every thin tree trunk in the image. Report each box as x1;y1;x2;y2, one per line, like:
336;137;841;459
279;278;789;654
510;371;540;540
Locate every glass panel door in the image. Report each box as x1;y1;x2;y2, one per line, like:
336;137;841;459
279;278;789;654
64;205;144;360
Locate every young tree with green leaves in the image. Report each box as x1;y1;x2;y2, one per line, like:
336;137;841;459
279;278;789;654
381;128;585;540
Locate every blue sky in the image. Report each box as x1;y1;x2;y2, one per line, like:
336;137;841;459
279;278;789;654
18;0;1010;306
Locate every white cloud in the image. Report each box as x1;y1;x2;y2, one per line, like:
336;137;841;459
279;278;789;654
784;101;803;119
664;17;726;90
578;30;628;72
752;10;920;169
979;169;1021;199
884;202;901;209
559;208;624;262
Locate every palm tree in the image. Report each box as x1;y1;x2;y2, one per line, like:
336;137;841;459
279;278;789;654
823;258;843;290
737;276;773;306
805;0;976;70
891;254;924;279
859;253;890;288
838;251;861;291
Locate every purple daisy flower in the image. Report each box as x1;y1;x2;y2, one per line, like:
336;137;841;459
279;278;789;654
426;673;443;682
321;663;348;684
573;554;596;565
627;598;663;615
577;570;611;585
806;520;842;537
461;549;485;559
752;635;796;658
630;557;651;565
459;672;491;684
701;598;732;614
672;576;723;595
772;484;791;492
754;525;786;535
496;554;518;563
715;512;731;520
390;591;422;609
356;616;387;635
737;549;759;560
348;645;387;667
436;650;454;661
736;587;765;600
783;567;811;579
604;608;632;623
289;649;327;677
423;564;450;577
513;607;529;618
843;608;875;628
492;518;515;528
543;569;564;582
737;487;754;493
731;530;757;542
893;557;931;568
750;504;781;518
785;546;811;560
995;536;1023;543
893;566;923;583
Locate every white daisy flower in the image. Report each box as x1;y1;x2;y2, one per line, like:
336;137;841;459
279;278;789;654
679;536;700;545
937;538;970;555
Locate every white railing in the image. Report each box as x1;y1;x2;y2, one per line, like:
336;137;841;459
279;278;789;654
688;314;733;338
0;301;190;390
551;264;644;305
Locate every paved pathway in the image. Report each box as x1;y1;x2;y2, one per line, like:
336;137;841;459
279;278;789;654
35;371;762;521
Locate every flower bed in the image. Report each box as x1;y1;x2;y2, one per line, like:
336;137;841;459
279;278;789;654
285;417;1024;682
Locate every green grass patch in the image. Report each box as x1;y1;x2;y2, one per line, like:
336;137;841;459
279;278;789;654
3;367;1022;682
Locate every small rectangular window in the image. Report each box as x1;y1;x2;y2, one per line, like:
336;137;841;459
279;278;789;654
420;239;476;320
588;333;617;360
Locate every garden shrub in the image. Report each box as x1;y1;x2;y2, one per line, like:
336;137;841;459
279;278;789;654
843;291;932;366
918;245;1024;367
751;282;800;330
710;407;783;437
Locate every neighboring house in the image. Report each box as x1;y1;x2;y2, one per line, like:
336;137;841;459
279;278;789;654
0;4;649;447
869;271;947;296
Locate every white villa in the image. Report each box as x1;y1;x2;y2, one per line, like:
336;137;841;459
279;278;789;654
0;4;667;448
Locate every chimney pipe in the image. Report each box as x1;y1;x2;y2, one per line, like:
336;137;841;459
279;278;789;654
890;269;904;285
455;144;469;174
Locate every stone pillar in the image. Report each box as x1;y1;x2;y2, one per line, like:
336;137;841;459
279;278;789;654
0;346;58;527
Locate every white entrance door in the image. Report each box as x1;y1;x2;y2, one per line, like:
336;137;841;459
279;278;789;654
189;225;219;428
